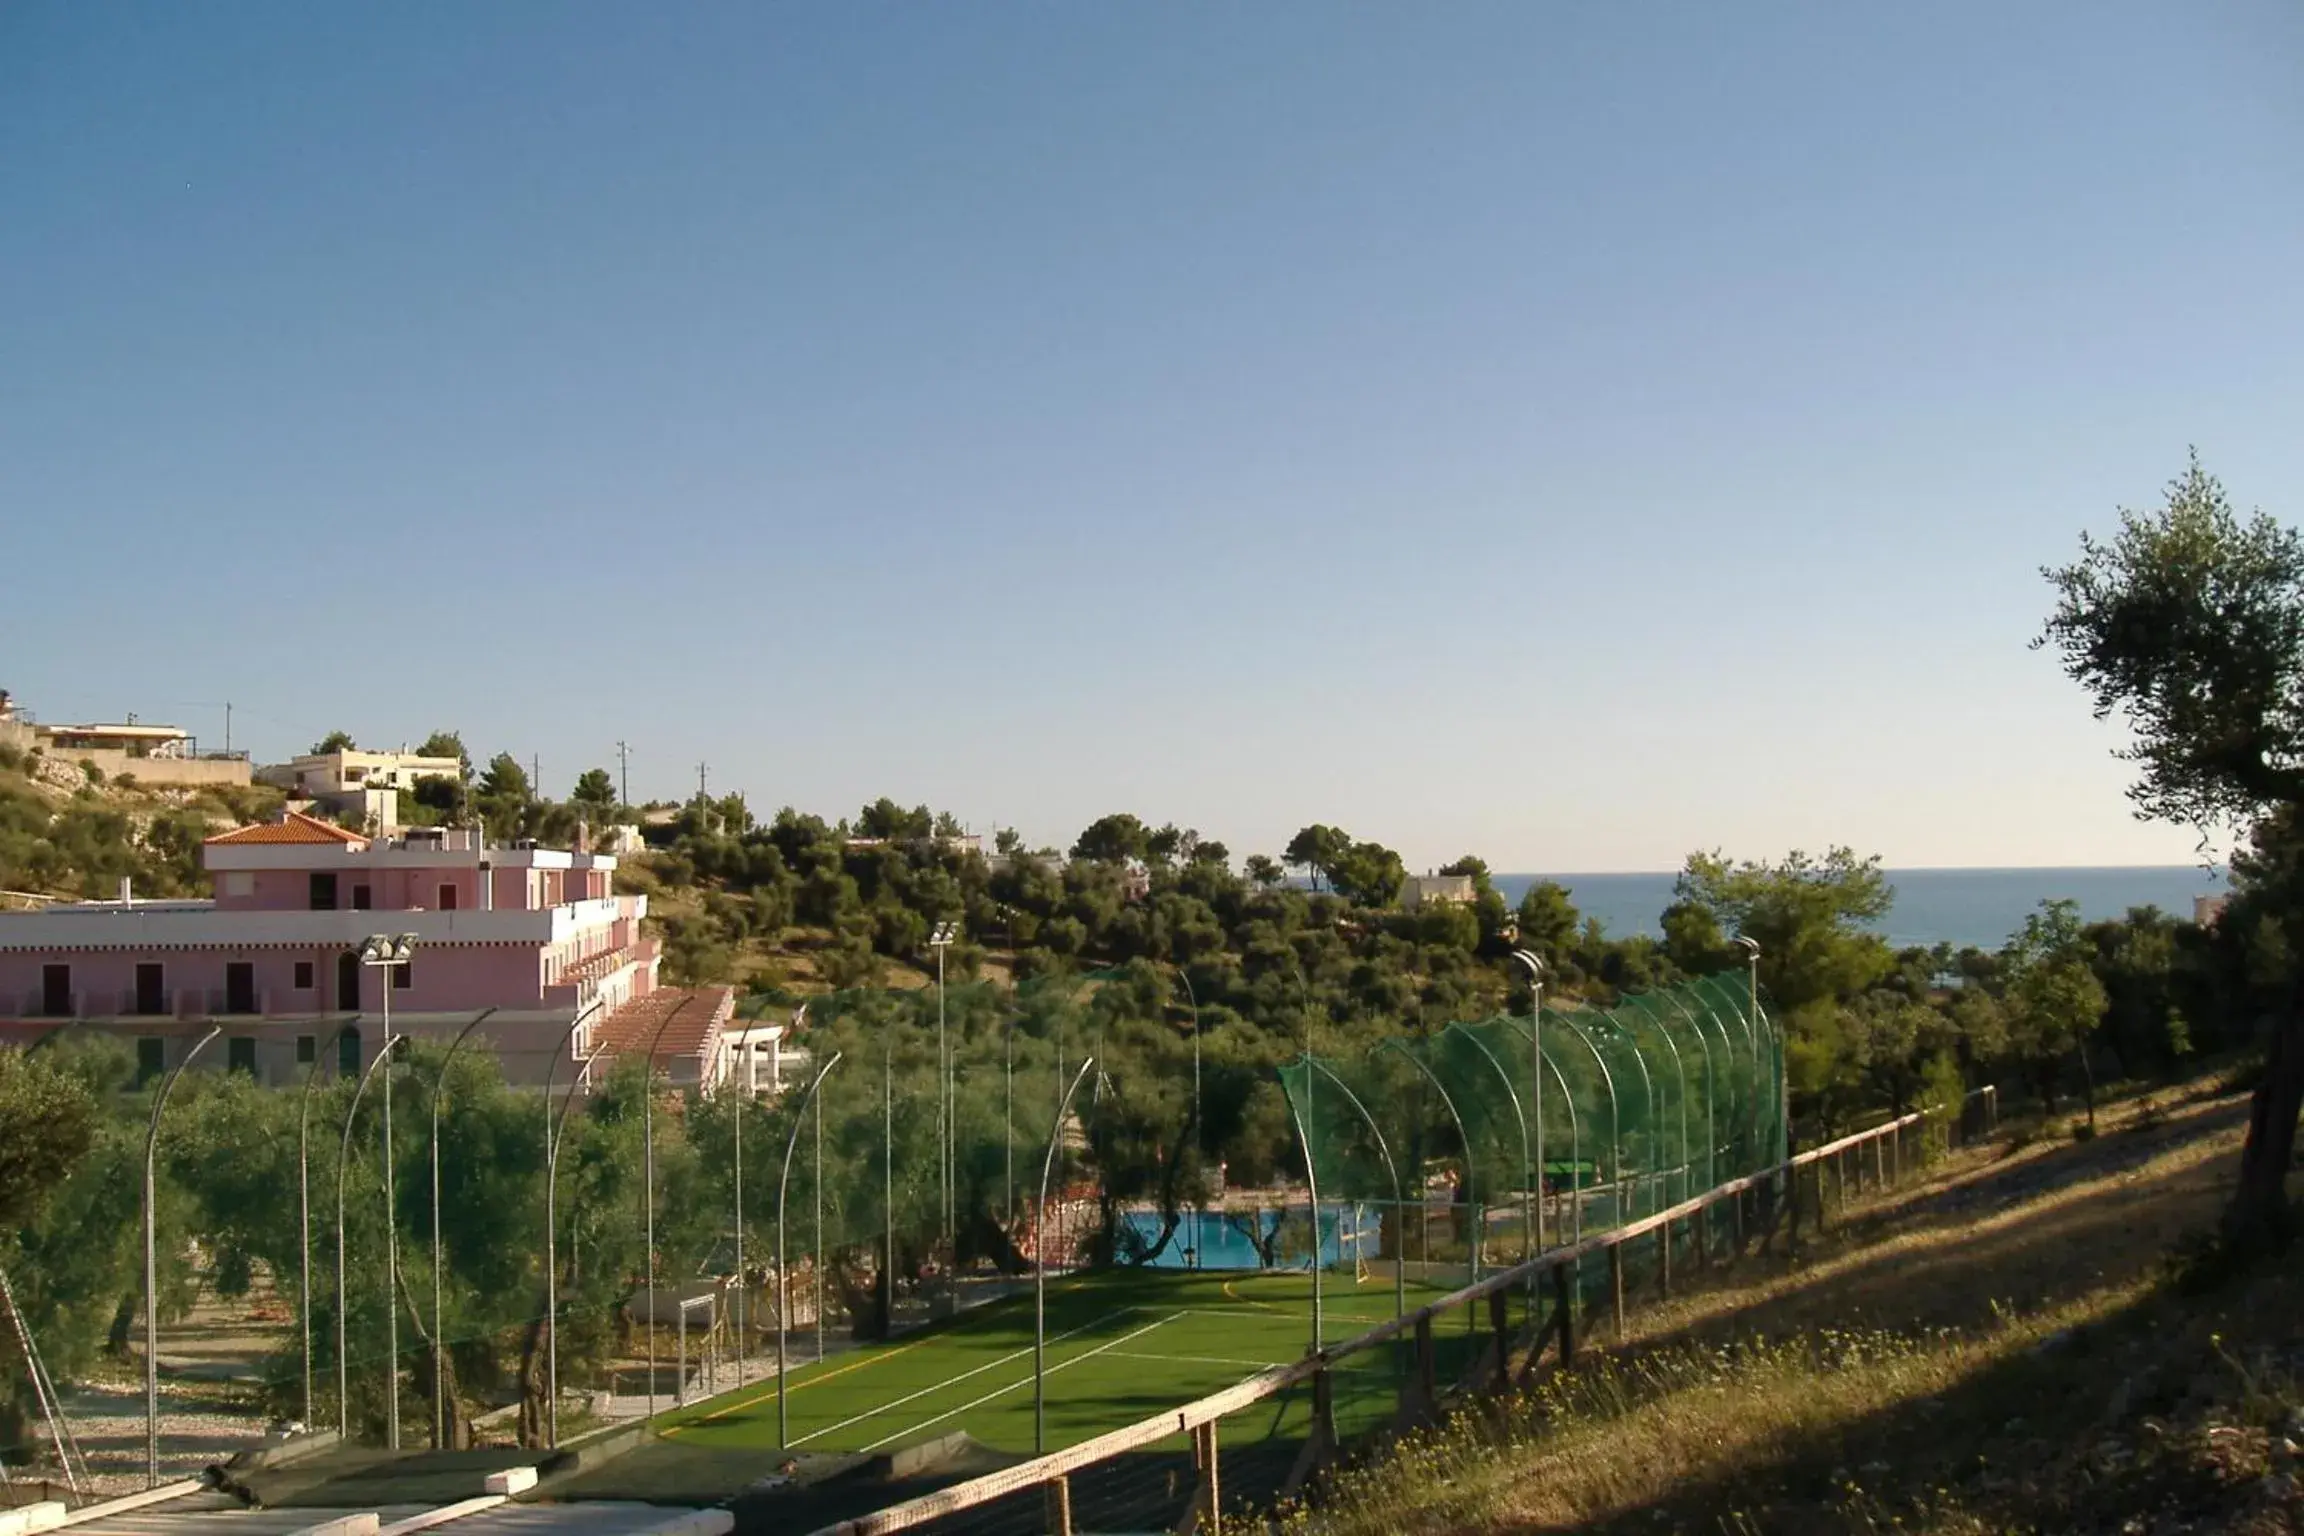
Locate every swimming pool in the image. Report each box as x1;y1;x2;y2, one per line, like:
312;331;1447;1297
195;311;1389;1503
1119;1202;1382;1270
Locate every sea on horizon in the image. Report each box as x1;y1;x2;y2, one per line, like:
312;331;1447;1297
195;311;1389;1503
1486;866;2230;953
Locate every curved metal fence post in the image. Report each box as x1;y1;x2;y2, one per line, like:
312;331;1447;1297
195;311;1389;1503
640;997;697;1422
1036;1057;1097;1455
144;1023;221;1486
427;1008;496;1449
776;1052;843;1447
334;1034;399;1443
1376;1038;1479;1284
299;1016;362;1433
1659;989;1721;1192
1548;1012;1621;1234
539;996;607;1450
1307;1060;1407;1320
1629;999;1693;1206
1597;1014;1657;1215
1444;1021;1534;1276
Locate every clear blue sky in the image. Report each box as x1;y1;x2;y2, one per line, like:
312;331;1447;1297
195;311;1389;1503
5;3;2301;872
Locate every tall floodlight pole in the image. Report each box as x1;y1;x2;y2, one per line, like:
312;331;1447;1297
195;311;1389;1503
640;997;699;1422
776;1053;843;1446
358;932;418;1450
929;922;958;1268
335;1036;400;1443
1509;948;1547;1254
539;996;608;1449
1732;936;1773;1171
1035;1057;1097;1455
1499;1016;1583;1246
144;1023;221;1486
299;1017;362;1432
427;1008;497;1449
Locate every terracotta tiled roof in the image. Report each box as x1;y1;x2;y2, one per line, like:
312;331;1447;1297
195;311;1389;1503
205;811;369;847
589;986;735;1068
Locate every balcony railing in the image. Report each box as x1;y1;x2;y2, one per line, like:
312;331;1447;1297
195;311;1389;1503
10;988;269;1020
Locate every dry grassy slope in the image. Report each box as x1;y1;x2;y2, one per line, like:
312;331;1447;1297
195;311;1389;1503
1297;1089;2304;1536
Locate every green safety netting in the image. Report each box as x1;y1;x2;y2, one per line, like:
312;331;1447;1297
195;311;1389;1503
1273;969;1787;1308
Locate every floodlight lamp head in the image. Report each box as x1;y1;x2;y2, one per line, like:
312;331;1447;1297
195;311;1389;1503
930;922;959;946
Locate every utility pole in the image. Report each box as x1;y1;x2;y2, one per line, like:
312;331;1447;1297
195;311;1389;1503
532;754;541;795
224;701;232;756
697;761;708;800
616;740;631;808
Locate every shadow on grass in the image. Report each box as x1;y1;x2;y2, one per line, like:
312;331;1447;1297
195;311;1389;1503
1477;1098;2275;1534
1531;1258;2295;1536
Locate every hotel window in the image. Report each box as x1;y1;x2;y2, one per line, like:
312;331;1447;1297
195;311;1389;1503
438;883;458;911
136;1037;164;1087
352;884;373;911
222;872;255;899
393;961;412;991
294;961;314;989
297;1035;316;1065
227;1037;257;1076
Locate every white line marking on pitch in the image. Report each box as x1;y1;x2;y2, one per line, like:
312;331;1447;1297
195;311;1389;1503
1101;1348;1285;1371
788;1310;1137;1449
854;1312;1187;1455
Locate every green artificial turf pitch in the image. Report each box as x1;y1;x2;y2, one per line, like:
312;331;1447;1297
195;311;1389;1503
659;1268;1470;1457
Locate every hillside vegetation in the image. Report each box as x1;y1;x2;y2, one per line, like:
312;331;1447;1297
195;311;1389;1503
0;740;283;901
1290;1086;2302;1535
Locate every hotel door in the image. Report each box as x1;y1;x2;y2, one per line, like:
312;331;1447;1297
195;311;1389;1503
338;951;361;1012
135;963;166;1016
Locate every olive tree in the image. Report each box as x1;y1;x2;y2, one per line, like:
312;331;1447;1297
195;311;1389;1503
2039;451;2304;1243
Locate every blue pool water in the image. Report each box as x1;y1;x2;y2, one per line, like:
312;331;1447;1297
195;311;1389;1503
1120;1204;1380;1270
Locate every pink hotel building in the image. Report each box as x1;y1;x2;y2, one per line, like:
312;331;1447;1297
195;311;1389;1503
0;812;735;1089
